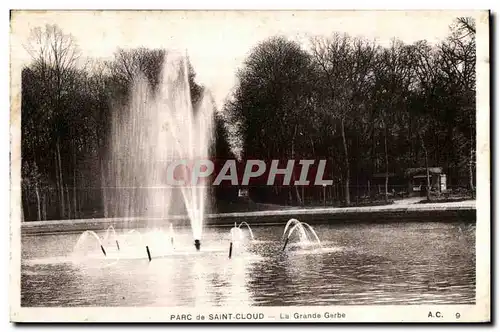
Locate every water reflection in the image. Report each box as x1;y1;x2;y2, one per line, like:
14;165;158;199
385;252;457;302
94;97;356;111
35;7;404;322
21;222;475;306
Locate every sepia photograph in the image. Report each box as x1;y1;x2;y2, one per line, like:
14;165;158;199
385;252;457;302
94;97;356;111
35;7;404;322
9;9;490;322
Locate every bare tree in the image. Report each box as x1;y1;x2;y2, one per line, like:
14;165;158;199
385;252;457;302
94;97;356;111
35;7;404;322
24;24;81;75
24;24;81;219
106;48;166;93
439;18;476;197
310;34;377;205
372;40;417;201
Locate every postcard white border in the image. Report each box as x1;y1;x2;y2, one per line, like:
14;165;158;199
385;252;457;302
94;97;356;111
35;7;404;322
8;9;490;323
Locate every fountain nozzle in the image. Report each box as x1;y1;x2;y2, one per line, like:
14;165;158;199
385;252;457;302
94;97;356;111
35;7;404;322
100;245;107;257
194;239;201;251
282;237;290;251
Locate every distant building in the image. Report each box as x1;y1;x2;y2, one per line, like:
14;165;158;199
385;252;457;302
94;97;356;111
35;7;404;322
370;172;403;196
370;167;447;197
238;188;249;198
405;167;446;196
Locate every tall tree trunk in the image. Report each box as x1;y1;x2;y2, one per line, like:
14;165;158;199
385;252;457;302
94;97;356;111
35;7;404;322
273;185;279;196
425;154;431;201
291;125;302;206
356;135;359;204
292;171;302;206
469;113;475;198
310;137;315;155
408;117;413;166
101;159;108;218
384;126;389;202
73;148;78;219
54;151;60;216
42;193;47;221
23;189;28;221
66;185;72;219
21;194;25;222
35;180;42;221
419;131;431;201
32;159;42;221
56;139;65;218
331;160;335;200
371;110;377;192
356;171;359;204
341;118;350;205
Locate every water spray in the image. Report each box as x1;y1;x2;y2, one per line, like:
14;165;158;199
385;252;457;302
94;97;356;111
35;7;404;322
282;237;290;251
104;54;212;253
282;218;322;250
194;239;201;251
228;242;233;259
100;245;107;257
238;221;255;240
146;246;152;261
170;223;174;248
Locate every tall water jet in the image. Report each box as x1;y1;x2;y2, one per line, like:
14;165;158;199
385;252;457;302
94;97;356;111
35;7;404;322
159;54;215;250
103;65;173;225
103;51;215;247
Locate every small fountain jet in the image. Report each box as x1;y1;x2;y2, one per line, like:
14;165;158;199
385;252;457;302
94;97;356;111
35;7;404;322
105;225;120;251
238;222;255;240
74;230;108;258
230;222;255;242
282;218;322;251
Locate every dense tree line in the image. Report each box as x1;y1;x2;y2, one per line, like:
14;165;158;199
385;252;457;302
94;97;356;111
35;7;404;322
225;17;476;205
21;18;476;220
21;24;230;221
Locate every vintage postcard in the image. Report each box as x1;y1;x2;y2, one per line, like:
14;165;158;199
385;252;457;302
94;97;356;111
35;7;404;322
9;10;490;323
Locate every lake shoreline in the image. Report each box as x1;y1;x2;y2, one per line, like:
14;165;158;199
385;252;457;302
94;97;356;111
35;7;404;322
21;200;476;235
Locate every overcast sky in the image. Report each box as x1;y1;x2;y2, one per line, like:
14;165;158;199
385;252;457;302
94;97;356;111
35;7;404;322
11;10;476;110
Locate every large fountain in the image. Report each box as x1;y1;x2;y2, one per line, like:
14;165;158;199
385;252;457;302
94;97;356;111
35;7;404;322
72;53;322;262
101;52;214;252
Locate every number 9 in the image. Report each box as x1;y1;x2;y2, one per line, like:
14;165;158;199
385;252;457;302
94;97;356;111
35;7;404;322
456;313;461;319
